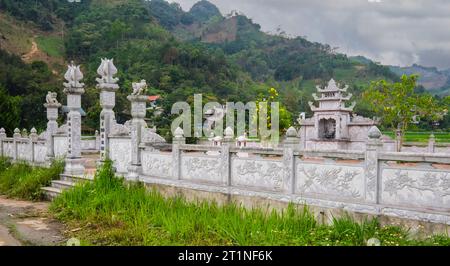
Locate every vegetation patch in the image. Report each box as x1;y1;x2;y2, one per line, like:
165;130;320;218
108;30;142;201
0;157;64;201
36;36;64;58
50;160;450;246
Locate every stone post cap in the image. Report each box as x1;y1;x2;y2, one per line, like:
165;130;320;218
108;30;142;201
127;95;148;102
368;126;382;139
174;127;184;138
13;128;21;138
97;83;119;91
286;126;298;138
224;127;234;139
30;128;38;141
22;128;28;137
0;128;5;134
0;128;6;138
44;102;62;108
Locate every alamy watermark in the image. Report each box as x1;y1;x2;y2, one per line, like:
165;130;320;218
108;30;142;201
171;94;280;143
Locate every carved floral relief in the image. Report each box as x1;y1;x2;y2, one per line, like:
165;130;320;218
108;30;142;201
232;159;286;192
142;152;173;178
382;169;450;209
181;156;221;183
297;163;364;199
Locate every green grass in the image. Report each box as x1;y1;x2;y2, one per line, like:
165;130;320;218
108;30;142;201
0;157;64;201
36;36;65;57
382;131;450;143
50;160;450;246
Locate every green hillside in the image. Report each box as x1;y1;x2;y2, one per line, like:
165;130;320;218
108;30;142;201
0;0;419;136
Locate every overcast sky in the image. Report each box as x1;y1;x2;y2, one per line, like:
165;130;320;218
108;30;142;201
168;0;450;69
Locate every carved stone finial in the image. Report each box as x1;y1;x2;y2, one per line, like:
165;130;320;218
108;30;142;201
286;126;297;138
174;127;184;138
368;126;382;139
13;128;21;138
224;127;234;138
131;80;147;96
96;58;119;86
45;91;60;106
63;62;85;91
0;128;5;134
22;128;28;137
327;78;337;89
0;128;6;139
30;128;38;141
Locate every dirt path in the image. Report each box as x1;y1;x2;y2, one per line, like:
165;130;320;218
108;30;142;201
21;39;39;61
0;196;67;246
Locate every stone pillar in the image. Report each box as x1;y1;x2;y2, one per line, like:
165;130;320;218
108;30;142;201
126;94;148;181
96;59;119;161
172;127;185;180
95;130;100;151
221;127;234;186
395;128;402;152
63;62;85;176
44;98;61;161
284;127;299;194
428;134;435;153
30;128;38;163
13;128;20;161
0;128;6;156
365;126;382;204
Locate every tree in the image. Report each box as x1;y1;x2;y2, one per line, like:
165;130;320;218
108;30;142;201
0;86;21;134
363;74;448;149
254;87;292;144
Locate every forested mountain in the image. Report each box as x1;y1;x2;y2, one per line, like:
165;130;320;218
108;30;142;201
0;0;412;136
389;64;450;96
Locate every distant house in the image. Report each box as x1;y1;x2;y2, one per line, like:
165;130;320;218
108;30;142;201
147;95;163;116
148;95;161;109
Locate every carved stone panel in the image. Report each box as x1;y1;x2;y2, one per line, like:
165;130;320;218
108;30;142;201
109;137;131;174
34;143;47;163
4;142;14;158
231;158;287;192
53;136;68;158
17;142;31;161
81;139;96;150
181;155;222;184
296;161;364;200
142;152;173;179
381;168;450;211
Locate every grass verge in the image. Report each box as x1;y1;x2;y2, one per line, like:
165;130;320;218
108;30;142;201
0;157;64;201
50;160;450;246
382;131;450;143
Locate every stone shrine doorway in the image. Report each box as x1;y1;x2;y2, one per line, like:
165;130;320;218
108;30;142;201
319;118;336;139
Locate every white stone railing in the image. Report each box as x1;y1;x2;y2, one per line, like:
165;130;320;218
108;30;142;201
106;125;450;225
0;129;47;165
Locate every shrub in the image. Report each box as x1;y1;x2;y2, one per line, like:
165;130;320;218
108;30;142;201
0;160;64;201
